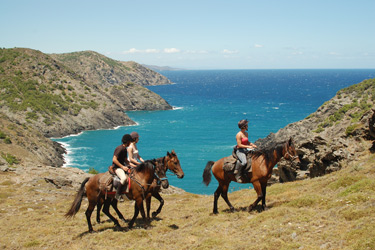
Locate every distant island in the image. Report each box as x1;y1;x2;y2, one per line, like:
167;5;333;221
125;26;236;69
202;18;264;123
142;64;185;72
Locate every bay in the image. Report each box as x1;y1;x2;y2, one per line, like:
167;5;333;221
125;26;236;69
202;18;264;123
53;69;375;194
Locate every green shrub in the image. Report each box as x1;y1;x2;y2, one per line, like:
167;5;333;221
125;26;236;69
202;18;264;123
88;168;99;174
1;153;19;165
0;131;6;139
346;123;361;136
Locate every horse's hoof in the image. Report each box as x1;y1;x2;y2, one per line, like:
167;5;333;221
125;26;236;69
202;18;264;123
152;212;158;218
230;207;235;213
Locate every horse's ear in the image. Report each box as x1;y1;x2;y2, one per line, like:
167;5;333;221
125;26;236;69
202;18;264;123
171;149;176;156
167;151;171;157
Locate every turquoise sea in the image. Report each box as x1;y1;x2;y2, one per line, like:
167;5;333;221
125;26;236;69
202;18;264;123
53;69;375;194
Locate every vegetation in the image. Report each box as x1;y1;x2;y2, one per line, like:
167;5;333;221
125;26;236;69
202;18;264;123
314;78;375;133
88;168;99;174
1;152;19;165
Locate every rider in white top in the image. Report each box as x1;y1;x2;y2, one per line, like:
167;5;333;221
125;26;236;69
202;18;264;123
128;132;144;165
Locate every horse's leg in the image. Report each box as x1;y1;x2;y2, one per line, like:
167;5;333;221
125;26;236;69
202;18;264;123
111;199;126;223
146;194;152;220
85;200;97;233
213;185;222;214
248;180;263;212
128;201;139;229
220;182;235;212
135;197;149;228
96;202;103;223
151;192;164;218
261;182;267;210
102;199;121;228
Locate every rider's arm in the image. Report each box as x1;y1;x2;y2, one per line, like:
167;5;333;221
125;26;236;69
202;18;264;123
112;155;129;171
236;133;253;149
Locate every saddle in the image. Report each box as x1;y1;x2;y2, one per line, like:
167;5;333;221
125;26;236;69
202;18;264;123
98;167;131;198
223;148;253;173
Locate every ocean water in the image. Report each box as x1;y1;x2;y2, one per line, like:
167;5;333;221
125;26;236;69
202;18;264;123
53;69;374;194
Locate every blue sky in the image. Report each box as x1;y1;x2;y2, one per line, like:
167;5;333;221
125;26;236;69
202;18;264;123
1;0;374;69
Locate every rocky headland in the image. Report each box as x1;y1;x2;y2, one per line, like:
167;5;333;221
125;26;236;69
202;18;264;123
0;48;172;167
255;78;375;184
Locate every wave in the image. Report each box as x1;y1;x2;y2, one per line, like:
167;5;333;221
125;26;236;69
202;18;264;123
173;106;184;110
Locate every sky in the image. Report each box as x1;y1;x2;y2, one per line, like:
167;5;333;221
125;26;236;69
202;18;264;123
1;0;374;69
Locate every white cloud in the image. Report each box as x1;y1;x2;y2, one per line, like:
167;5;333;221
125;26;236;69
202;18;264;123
184;50;209;54
254;44;264;48
222;49;239;54
145;49;160;53
329;52;340;56
122;48;141;54
122;48;160;54
163;48;181;53
292;51;303;55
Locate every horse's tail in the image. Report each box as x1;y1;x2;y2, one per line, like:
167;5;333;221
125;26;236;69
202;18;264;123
203;161;215;186
65;177;90;218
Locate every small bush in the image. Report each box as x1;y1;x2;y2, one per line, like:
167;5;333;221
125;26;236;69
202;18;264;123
0;131;6;139
1;153;19;165
88;168;99;174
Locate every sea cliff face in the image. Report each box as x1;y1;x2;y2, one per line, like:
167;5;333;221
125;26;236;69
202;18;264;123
0;48;172;166
255;78;375;183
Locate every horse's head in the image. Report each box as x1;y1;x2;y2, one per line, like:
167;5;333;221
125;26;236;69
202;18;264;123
153;158;169;189
283;138;300;164
165;150;184;179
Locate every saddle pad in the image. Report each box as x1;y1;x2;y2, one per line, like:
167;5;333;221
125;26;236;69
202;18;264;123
223;155;237;172
99;171;113;191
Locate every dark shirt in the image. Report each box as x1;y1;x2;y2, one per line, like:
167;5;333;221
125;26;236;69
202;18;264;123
112;145;128;168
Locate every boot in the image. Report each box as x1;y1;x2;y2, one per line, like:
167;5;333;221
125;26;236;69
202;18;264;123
115;183;123;200
234;161;243;183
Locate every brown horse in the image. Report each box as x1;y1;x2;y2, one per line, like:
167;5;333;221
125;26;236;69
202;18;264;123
203;138;300;214
65;159;165;232
95;150;184;223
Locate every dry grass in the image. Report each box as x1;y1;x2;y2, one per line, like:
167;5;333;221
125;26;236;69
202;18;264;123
1;153;375;250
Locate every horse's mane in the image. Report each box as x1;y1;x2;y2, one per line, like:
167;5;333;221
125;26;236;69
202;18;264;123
252;140;287;163
134;160;155;172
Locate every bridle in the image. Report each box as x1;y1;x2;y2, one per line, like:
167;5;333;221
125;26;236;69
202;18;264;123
284;143;299;162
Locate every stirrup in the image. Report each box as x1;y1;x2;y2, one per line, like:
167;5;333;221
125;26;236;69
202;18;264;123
235;174;243;183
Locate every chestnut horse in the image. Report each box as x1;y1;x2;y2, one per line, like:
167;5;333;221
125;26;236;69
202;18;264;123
203;138;299;214
95;150;184;223
65;159;165;232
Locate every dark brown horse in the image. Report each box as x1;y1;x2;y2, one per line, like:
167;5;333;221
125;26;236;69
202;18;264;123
203;138;300;214
95;150;184;223
65;159;165;232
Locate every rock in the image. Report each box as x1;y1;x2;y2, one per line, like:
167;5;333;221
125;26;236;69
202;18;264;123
256;79;375;183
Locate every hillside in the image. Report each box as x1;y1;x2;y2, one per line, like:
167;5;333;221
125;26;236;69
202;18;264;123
50;51;172;86
0;48;172;166
0;146;374;249
256;78;375;184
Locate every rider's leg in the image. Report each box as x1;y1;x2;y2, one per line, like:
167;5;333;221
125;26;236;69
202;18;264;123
235;149;247;183
115;168;127;200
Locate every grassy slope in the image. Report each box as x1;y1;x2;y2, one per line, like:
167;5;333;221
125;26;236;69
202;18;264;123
1;149;374;250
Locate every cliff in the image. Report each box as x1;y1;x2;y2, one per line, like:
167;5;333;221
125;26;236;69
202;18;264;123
0;48;172;166
255;78;375;183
